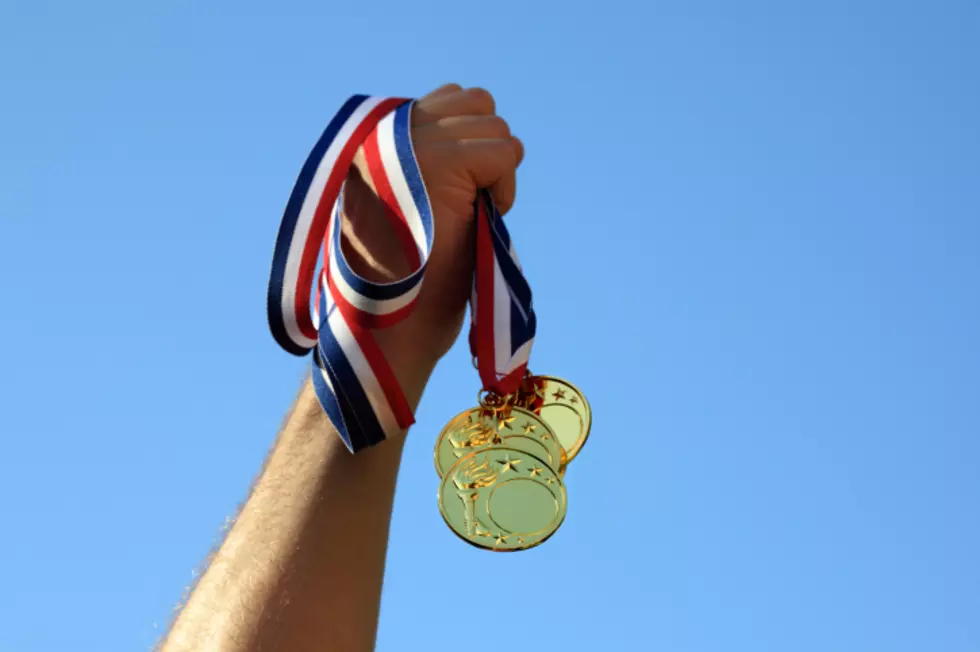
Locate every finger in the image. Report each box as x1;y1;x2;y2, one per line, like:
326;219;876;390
420;83;462;102
490;170;517;216
454;137;521;189
414;115;511;142
512;136;525;168
489;138;522;216
413;87;496;124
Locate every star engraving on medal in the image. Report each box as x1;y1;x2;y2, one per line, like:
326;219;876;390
522;423;537;434
497;454;521;473
475;526;491;538
496;414;516;431
546;476;557;485
494;533;509;545
529;465;544;477
518;537;526;546
552;388;567;400
569;396;579;404
541;433;553;441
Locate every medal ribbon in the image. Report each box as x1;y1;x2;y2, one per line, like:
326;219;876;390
267;95;536;453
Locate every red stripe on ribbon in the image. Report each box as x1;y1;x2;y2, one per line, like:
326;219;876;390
327;269;420;329
293;97;407;342
498;366;527;395
350;321;416;428
475;197;500;393
325;266;416;429
473;195;527;397
362;128;422;271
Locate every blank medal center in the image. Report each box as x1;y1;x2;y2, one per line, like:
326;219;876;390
488;478;558;533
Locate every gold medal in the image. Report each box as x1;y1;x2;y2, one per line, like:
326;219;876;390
513;375;591;466
434;377;588;550
438;446;567;551
433;405;564;477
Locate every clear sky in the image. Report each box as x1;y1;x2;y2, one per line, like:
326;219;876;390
1;1;978;650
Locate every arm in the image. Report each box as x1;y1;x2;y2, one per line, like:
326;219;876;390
160;84;522;652
162;355;432;652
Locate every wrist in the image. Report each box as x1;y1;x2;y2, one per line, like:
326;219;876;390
374;328;438;409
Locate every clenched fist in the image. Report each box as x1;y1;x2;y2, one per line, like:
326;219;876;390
341;84;525;386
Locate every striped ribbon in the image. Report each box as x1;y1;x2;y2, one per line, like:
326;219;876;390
267;95;536;453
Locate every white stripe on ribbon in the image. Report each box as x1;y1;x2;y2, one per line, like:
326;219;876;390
326;208;423;316
509;337;534;376
325;310;401;437
269;95;536;452
376;112;430;258
280;96;389;349
492;254;511;375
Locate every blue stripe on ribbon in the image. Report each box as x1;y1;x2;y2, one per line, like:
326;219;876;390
268;94;370;355
329;103;434;304
510;296;537;357
311;346;361;452
393;102;434;243
330;198;428;302
481;192;533;316
317;320;387;451
491;236;532;313
484;190;512;251
269;94;538;453
313;289;385;452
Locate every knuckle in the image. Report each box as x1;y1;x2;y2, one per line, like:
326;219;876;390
433;115;510;139
467;87;496;112
486;115;511;137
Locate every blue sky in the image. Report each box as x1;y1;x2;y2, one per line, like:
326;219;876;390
1;1;978;650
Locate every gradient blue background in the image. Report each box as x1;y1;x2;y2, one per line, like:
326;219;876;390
2;1;978;650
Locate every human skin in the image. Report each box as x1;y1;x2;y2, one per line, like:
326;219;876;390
160;84;524;652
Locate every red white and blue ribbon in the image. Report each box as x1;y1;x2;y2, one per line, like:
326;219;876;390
470;193;536;396
267;95;535;453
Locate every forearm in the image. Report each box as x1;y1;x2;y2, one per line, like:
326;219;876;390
162;83;518;652
163;354;431;652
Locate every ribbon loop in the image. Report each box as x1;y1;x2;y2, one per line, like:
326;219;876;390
471;190;536;396
267;96;536;452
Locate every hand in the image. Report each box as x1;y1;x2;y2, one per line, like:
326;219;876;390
341;84;525;383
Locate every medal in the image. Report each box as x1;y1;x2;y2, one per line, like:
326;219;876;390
433;372;591;549
428;182;591;550
512;375;591;468
434;400;565;477
438;446;567;551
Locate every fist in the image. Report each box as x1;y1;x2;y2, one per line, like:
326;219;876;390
341;84;524;375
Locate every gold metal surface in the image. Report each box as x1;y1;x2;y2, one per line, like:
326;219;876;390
434;406;564;477
513;376;592;465
437;446;567;551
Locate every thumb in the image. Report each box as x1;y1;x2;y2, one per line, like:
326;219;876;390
489;136;524;216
